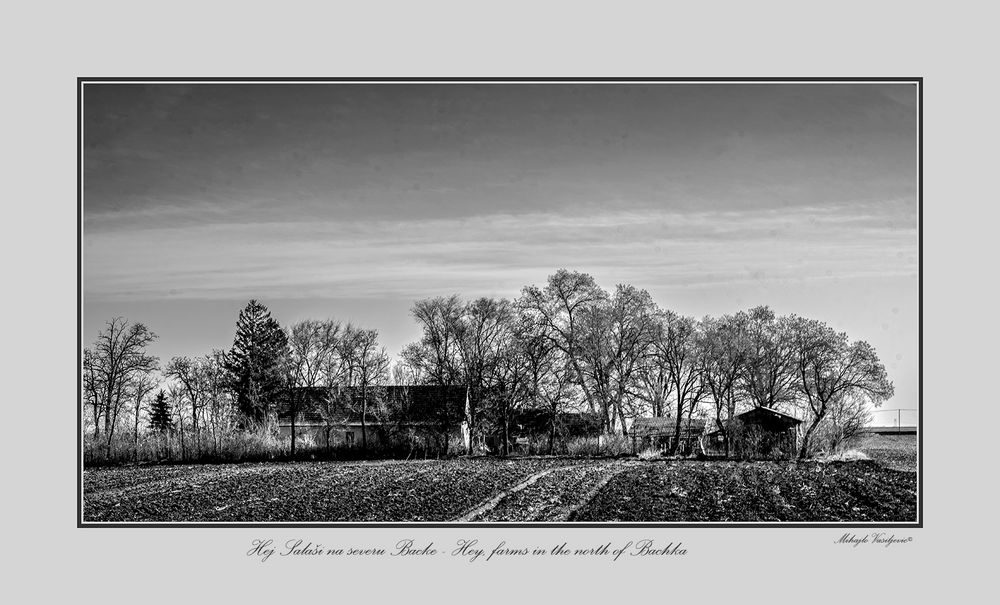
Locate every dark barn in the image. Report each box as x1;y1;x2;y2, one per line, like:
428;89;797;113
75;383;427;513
277;385;470;453
481;409;603;455
705;407;802;459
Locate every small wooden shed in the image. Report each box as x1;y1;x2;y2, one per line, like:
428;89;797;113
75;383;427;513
705;407;802;459
631;416;707;455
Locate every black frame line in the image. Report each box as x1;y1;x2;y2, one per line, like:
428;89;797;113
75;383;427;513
77;77;923;529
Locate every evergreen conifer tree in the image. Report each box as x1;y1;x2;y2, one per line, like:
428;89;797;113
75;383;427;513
224;300;289;427
148;390;173;432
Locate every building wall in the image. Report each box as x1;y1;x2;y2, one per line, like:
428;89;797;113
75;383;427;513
278;422;467;451
278;425;385;448
703;425;798;459
633;432;702;454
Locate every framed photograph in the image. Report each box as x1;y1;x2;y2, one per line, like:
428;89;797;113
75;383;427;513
79;78;920;530
16;3;997;601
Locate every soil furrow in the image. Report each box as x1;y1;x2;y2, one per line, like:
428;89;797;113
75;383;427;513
83;458;917;523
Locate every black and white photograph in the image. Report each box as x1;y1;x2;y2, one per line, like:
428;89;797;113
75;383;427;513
79;79;920;526
13;1;1000;602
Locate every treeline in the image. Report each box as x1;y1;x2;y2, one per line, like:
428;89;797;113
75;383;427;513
401;269;893;459
82;301;394;464
82;269;893;465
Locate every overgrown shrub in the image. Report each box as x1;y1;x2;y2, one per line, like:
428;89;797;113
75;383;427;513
726;420;795;460
818;449;870;463
801;393;874;457
637;448;661;460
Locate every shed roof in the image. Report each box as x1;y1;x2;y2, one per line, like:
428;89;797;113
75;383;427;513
738;406;802;426
705;407;802;435
631;416;707;437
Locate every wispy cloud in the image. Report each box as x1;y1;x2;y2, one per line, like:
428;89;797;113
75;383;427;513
81;83;919;412
84;201;916;302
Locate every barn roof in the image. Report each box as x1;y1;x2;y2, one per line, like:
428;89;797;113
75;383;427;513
737;407;802;426
705;407;803;435
631;416;707;437
277;385;468;426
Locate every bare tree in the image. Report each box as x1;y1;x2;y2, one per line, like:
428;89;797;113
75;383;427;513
740;306;797;410
514;306;565;453
540;360;577;454
285;319;342;455
487;315;532;457
83;348;104;437
391;361;420;386
83;318;159;457
699;313;749;457
576;299;615;431
401;297;466;455
164;356;210;451
651;311;707;454
521;270;608;418
202;349;234;455
635;354;672;419
577;287;662;437
604;285;658;435
130;373;158;463
317;386;350;451
344;327;391;453
167;383;188;461
403;296;464;387
789;317;894;459
814;392;874;453
455;297;514;448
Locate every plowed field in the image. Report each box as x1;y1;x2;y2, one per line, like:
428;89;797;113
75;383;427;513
83;457;916;523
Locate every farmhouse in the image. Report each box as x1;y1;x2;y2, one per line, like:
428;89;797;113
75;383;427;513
704;407;802;459
277;386;607;455
630;416;708;454
277;385;470;451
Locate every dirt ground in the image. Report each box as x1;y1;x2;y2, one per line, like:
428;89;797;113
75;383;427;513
83;455;916;523
570;459;916;522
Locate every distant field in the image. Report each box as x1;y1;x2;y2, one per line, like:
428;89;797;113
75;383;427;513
83;456;916;524
848;433;918;472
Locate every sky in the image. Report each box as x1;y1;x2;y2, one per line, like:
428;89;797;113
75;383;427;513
82;82;919;426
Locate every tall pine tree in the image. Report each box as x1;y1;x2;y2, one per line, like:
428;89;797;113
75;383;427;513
148;390;172;432
225;300;289;427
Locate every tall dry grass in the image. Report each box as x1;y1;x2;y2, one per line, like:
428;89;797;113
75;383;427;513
82;426;461;467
